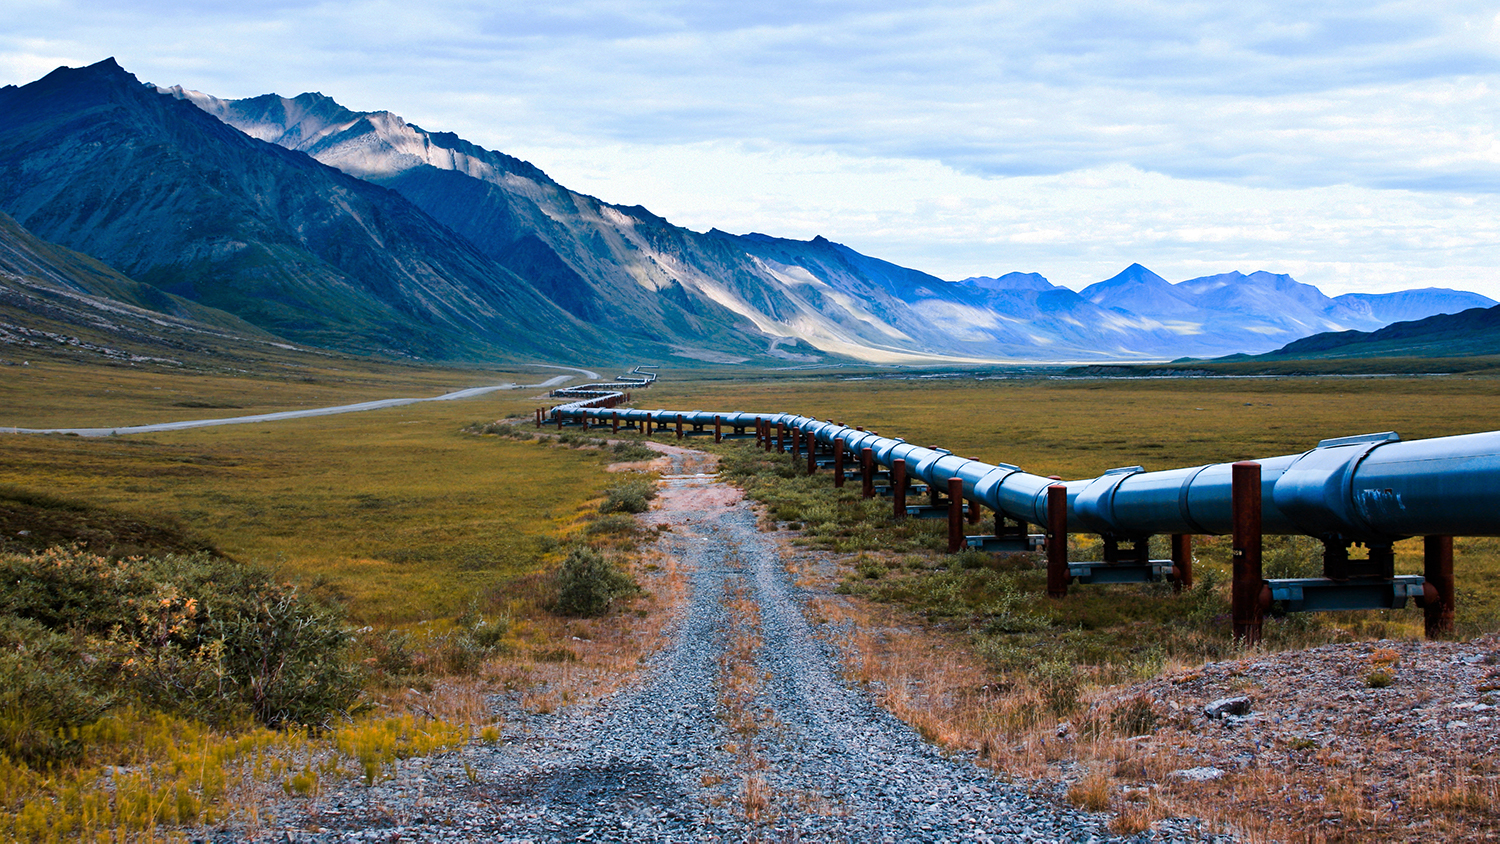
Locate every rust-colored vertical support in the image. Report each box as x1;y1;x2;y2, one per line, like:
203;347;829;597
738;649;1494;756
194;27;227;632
535;408;541;428
790;427;801;463
612;412;620;434
776;423;786;454
714;415;722;444
1424;535;1455;638
892;458;907;518
555;410;562;430
947;477;965;553
675;414;684;439
1171;533;1193;592
1231;462;1264;646
834;440;846;487
806;433;817;474
967;495;982;525
861;448;874;499
1047;484;1068;598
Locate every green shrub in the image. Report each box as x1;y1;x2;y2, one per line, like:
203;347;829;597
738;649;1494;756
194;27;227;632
554;547;639;617
0;616;115;763
587;513;641;536
0;547;363;735
610;441;656;462
599;478;658;515
978;579;1052;634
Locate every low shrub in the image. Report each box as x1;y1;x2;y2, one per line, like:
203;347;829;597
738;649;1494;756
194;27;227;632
0;547;363;747
555;547;639;617
600;477;658;514
610;441;657;462
0;616;115;763
588;513;642;536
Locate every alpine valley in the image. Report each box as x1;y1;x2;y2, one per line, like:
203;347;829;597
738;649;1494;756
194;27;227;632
1;58;1493;367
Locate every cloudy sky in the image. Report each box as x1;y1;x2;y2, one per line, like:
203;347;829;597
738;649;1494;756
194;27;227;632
5;1;1500;298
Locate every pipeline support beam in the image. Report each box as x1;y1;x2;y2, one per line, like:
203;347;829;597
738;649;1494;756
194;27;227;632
1232;462;1264;646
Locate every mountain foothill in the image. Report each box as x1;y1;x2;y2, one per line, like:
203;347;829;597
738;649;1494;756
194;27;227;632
1;58;1494;368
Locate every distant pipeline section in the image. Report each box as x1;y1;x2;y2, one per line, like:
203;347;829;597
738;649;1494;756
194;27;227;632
540;384;1498;642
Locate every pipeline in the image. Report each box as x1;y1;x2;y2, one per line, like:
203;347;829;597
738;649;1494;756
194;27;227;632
550;365;658;400
544;385;1499;642
550;405;1500;545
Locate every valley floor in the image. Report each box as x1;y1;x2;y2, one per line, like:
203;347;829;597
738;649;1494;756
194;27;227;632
210;446;1221;843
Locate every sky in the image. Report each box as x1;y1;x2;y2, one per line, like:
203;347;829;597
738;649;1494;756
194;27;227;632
4;1;1500;298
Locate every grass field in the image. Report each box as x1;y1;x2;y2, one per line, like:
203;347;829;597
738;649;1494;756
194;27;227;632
0;398;613;625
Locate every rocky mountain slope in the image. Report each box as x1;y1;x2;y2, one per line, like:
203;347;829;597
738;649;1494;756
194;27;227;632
0;208;307;369
0;59;608;363
1;58;1492;366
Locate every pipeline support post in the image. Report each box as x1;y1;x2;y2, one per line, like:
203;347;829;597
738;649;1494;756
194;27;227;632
947;477;965;553
892;458;907;519
1424;535;1456;638
861;448;874;500
806;433;817;474
1171;533;1193;592
834;440;846;488
777;423;786;454
1046;484;1068;598
714;415;722;444
612;412;620;434
1231;462;1264;646
676;414;684;439
791;427;801;465
555;410;562;430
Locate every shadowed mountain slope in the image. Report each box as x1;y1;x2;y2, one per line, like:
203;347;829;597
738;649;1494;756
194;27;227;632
0;59;607;363
1256;305;1500;359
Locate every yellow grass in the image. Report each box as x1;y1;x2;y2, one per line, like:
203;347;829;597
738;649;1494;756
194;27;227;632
0;401;614;625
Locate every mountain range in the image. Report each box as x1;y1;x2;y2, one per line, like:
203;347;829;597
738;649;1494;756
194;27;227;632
0;58;1493;367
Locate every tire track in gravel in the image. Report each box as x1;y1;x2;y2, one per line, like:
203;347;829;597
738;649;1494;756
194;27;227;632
236;453;1146;842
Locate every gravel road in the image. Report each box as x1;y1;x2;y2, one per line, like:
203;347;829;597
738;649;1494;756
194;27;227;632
230;461;1209;842
9;368;592;436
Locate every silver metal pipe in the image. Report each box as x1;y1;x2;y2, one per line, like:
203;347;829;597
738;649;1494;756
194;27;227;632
557;403;1500;540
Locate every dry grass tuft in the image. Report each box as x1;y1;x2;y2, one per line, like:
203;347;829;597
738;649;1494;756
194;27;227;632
1067;768;1113;812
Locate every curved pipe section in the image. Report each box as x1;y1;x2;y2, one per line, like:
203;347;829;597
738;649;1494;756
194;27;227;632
550;403;1500;541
